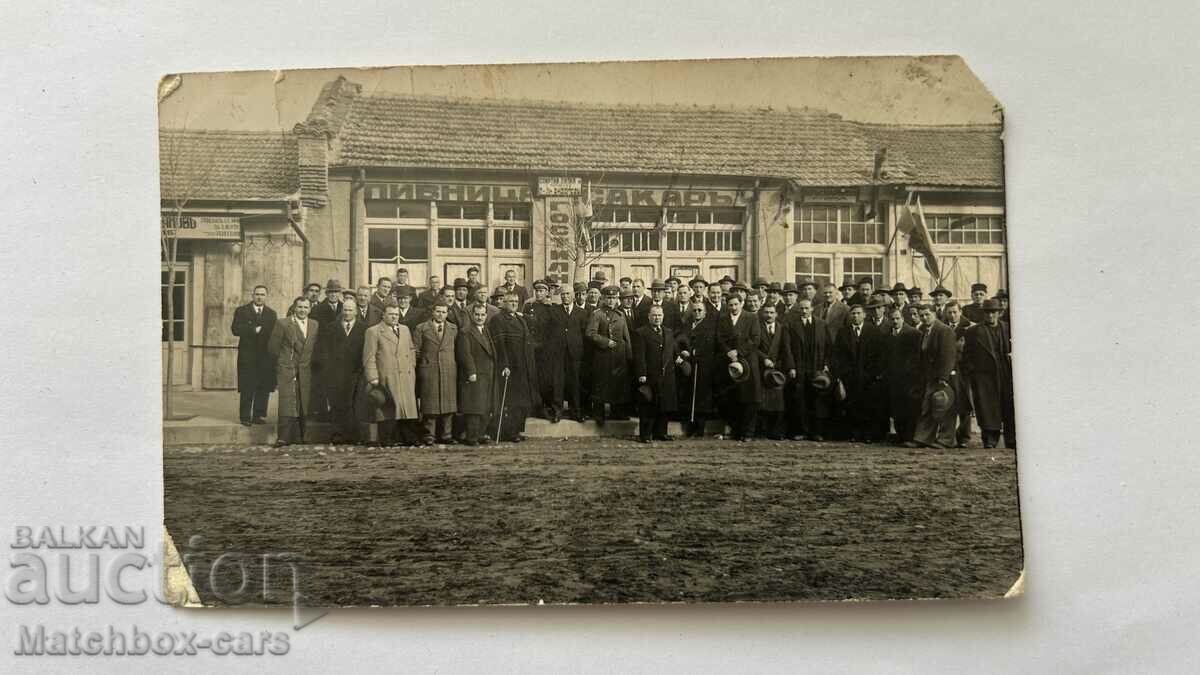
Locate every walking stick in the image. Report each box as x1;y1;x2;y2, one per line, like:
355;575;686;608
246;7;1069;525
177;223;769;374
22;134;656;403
690;359;698;424
495;371;510;441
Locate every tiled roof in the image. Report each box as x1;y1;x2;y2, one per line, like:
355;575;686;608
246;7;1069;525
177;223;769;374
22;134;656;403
334;93;899;186
159;130;299;201
862;124;1004;188
321;83;1003;188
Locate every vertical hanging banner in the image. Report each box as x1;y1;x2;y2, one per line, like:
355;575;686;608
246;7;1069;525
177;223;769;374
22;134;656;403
544;196;575;284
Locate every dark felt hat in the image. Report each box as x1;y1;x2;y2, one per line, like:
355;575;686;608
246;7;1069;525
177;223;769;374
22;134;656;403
931;286;952;298
929;380;956;416
689;277;709;288
719;275;736;284
453;277;469;290
573;282;588;293
782;282;799;294
811;371;833;391
981;298;1003;312
763;368;786;389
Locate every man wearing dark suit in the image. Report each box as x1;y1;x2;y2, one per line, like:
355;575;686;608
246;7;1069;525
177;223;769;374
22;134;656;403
884;305;923;445
821;282;852;342
783;298;831;441
756;304;791;440
493;269;529;307
267;297;320;446
833;303;886;442
394;290;426;333
636;279;681;331
491;291;540;441
633;305;679;443
307;279;344;421
961;283;990;324
560;284;591;421
446;278;473;328
703;283;726;323
320;298;367;443
911;305;961;448
367;277;393;326
230;285;277;425
456;302;499;445
391;268;416;304
962;299;1016;449
415;275;444;310
942;301;975;447
716;294;763;441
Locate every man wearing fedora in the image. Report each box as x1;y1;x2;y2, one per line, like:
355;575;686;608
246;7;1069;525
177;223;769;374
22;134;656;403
526;279;567;423
585;286;633;426
633;305;679;443
884;304;923;446
833;302;886;443
931;286;953;322
676;299;717;437
446;278;473;328
756;303;790;440
911;304;961;449
717;293;763;442
308;279;345;422
637;279;680;331
784;298;831;441
962;299;1016;449
560;283;590;421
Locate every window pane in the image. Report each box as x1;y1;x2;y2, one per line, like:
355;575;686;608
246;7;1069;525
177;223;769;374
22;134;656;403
365;201;397;219
797;258;813;274
512;205;531;221
704;232;715;250
731;231;742;250
714;208;743;224
173;321;185;342
396;202;430;219
368;229;397;260
963;230;977;244
472;228;486;248
815;258;831;276
632;208;661;223
462;203;487;220
437;228;454;248
950;230;962;244
397;230;428;260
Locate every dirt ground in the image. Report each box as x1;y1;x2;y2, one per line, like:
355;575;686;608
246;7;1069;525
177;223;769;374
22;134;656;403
164;438;1023;607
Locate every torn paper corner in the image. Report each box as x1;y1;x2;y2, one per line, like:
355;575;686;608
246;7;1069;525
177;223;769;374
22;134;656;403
162;527;202;607
158;74;182;104
1003;568;1026;599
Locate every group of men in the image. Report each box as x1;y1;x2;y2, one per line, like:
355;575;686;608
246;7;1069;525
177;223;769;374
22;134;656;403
231;266;1015;449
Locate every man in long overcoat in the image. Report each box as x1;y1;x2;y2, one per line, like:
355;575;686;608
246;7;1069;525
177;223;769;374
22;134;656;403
308;279;344;422
962;299;1016;449
633;305;679;443
884;305;923;445
456;303;498;445
716;293;763;441
268;297;320;446
413;301;458;444
675;300;717;437
585;286;633;426
832;303;886;442
560;284;590;421
756;303;790;440
320;298;367;443
363;303;419;446
490;291;540;441
912;305;961;448
783;298;831;441
526;281;567;422
230;284;277;425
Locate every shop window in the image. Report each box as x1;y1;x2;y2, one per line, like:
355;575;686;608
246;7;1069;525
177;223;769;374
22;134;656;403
365;200;430;220
368;227;429;263
437;227;486;249
667;208;745;225
589;231;619;252
794;204;885;244
925;214;1005;245
493;204;531;222
161;270;186;342
666;230;742;252
594;207;662;224
621;231;660;252
842;256;884;288
794;256;833;287
438;202;488;220
493;228;530;250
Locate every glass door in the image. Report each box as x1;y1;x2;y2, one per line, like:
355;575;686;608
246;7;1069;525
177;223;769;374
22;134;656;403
161;264;190;387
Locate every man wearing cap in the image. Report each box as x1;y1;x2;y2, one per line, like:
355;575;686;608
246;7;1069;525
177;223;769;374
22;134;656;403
319;297;367;444
910;304;960;449
636;279;680;331
392;268;415;302
757;303;790;440
494;269;528;307
675;298;717;437
363;301;420;447
413;300;459;445
832;302;886;443
931;286;953;321
586;286;633;426
618;276;634;297
784;297;831;441
717;293;763;441
415;275;443;310
308;279;344;422
456;302;498;445
962;283;990;324
633;305;680;443
962;299;1015;449
491;291;540;442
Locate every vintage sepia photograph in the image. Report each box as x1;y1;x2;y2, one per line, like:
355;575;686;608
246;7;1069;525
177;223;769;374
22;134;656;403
160;56;1022;607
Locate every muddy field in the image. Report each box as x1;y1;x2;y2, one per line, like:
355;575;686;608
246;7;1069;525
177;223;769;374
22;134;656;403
164;438;1022;607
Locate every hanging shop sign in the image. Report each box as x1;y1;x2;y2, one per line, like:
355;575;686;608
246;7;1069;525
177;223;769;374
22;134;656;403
160;215;242;241
537;176;582;196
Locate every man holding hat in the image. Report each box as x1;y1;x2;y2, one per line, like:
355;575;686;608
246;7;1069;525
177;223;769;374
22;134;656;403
784;298;832;441
962;299;1016;449
962;282;990;324
911;304;961;449
633;305;680;443
585;286;633;426
756;302;791;439
716;292;763;441
362;301;420;447
942;301;976;448
884;304;923;446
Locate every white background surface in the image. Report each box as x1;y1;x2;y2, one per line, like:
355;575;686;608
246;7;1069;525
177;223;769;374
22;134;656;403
1;1;1198;672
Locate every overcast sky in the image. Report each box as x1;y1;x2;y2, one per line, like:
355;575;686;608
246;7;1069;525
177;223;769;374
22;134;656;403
158;56;1001;131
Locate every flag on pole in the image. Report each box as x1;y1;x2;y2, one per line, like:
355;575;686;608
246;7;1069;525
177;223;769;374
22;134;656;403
896;192;940;282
